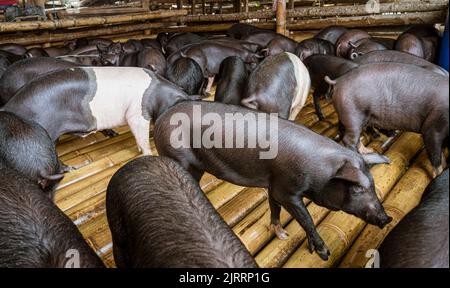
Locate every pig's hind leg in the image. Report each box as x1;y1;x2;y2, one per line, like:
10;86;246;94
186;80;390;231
313;89;325;121
339;112;372;154
422;116;448;178
268;193;289;240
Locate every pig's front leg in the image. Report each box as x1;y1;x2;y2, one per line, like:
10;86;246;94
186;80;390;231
268;194;289;240
276;192;330;261
127;115;152;155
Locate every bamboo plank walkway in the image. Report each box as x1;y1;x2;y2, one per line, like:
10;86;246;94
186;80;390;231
54;92;442;268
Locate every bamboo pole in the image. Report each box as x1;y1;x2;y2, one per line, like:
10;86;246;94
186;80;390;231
276;0;287;35
162;1;448;23
283;132;424;268
338;150;444;268
0;9;188;33
207;182;247;209
60;132;133;162
287;11;447;30
0;22;166;46
218;188;267;227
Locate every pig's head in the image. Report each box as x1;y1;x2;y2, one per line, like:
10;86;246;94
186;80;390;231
145;76;206;121
97;43;123;66
348;40;387;60
244;52;264;70
316;153;393;229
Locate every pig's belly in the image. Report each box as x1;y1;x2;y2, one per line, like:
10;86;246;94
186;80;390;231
368;106;423;133
196;149;271;188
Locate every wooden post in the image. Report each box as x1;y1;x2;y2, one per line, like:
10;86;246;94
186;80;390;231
289;0;294;10
191;0;196;15
219;0;223;14
276;0;287;35
142;0;150;10
177;0;183;9
244;0;248;13
202;0;206;14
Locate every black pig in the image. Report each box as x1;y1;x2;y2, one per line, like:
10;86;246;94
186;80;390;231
0;111;64;197
106;156;257;268
325;63;449;177
154;101;392;260
379;169;449;268
0;165;105;268
303;55;358;120
166;57;204;95
215;56;248;105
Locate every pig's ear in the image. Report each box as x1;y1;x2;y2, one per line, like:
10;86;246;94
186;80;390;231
334;162;370;189
348;41;357;48
362;153;391;166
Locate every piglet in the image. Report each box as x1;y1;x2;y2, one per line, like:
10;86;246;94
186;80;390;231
2;67;202;156
154;101;392;260
0;111;64;197
379;169;449;268
241;52;310;120
215;56;248;105
106;156;257;268
0;165;105;268
295;38;334;61
325;63;449;177
335;29;371;58
303;55;358;120
166;57;204;95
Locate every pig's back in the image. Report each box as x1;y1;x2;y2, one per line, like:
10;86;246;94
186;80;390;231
0;58;80;106
106;156;257;268
0;167;104;268
155;101;348;187
84;67;153;129
379;169;449;268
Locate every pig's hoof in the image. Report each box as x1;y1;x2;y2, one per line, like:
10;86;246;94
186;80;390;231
270;224;289;240
308;238;330;261
316;246;331;261
101;129;119;138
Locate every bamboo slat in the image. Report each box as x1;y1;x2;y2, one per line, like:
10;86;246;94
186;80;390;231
218;188;267;227
57;147;142;189
60;132;133;162
283;132;424;268
338;150;443;268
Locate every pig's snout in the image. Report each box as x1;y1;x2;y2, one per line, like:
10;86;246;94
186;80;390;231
376;214;393;229
365;206;393;229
